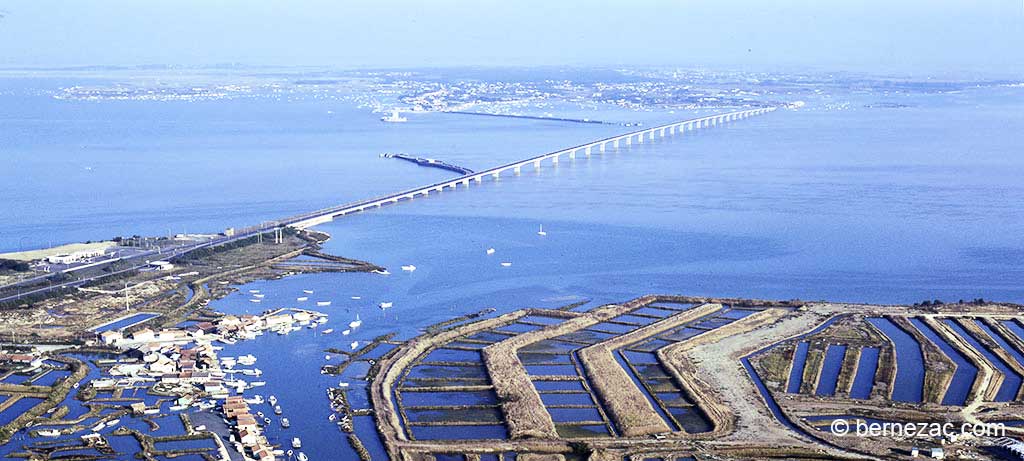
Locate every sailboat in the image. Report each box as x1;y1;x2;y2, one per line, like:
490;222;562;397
349;315;362;329
537;225;547;236
486;248;495;255
350;341;359;350
342;329;351;335
500;262;512;267
401;265;416;272
379;301;393;310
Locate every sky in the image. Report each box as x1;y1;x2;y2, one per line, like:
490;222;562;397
0;0;1022;76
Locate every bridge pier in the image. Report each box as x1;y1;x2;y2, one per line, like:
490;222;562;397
568;149;575;159
625;137;631;146
514;165;521;174
637;133;643;144
461;179;469;187
533;160;541;169
585;146;592;156
649;130;656;140
613;139;620;148
552;154;559;164
492;172;500;179
474;176;483;183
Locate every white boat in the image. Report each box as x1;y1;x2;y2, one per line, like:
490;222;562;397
373;269;390;275
245;395;265;405
500;262;512;267
264;417;271;425
338;382;350;388
297;297;308;302
249;290;260;294
106;418;120;427
325;355;331;361
253;294;265;298
380;109;407;123
329;413;337;421
274;406;282;415
401;264;416;272
342;329;351;336
169;405;188;411
73;382;80;389
537;225;547;236
237;354;257;365
486;248;495;255
292;437;302;449
322;329;334;335
350;341;359;350
92;423;105;432
350;296;361;300
349;315;362;329
249;299;261;303
143;408;160;415
194;425;206;431
37;429;60;437
250;381;266;387
297;452;308;461
282;418;291;428
379;302;393;310
303;289;314;294
317;301;332;307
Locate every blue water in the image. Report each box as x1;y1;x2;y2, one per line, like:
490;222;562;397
1002;320;1024;344
4;71;1024;456
849;347;879;400
815;344;847;397
977;320;1024;378
786;342;810;393
867;318;924;403
909;318;976;406
942;319;1022;402
92;313;159;332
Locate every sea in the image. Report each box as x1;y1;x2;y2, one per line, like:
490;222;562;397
1;69;1023;459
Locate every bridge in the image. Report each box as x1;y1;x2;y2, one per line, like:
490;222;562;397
287;107;776;229
0;107;775;304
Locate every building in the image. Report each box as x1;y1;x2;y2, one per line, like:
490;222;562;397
46;248;106;265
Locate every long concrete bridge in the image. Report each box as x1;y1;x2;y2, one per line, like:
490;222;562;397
0;108;774;304
286;107;775;229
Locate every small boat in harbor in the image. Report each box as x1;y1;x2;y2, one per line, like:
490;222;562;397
274;405;282;415
486;248;495;255
500;262;512;267
281;418;291;428
297;452;308;461
379;301;393;310
249;290;260;294
303;289;314;294
317;301;332;307
350;341;359;350
249;299;262;303
253;293;265;298
401;264;416;272
322;329;334;335
37;429;60;437
338;382;350;388
349;315;362;329
350;296;361;300
297;297;308;302
342;329;351;335
268;395;277;406
245;395;265;405
373;269;390;275
537;224;547;236
292;437;302;449
264;417;271;425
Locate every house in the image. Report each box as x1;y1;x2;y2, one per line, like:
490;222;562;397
238;429;259;445
131;328;156;342
99;330;122;345
930;448;945;459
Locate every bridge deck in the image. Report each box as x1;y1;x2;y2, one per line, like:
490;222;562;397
287;108;776;229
